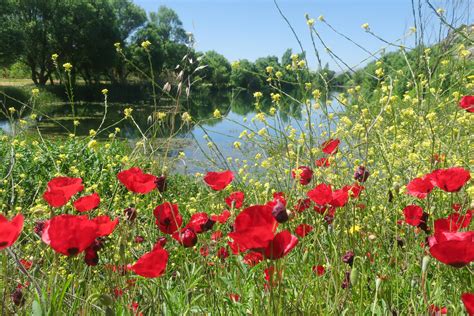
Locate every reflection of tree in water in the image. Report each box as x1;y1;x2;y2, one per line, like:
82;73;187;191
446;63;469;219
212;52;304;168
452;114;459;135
33;88;334;138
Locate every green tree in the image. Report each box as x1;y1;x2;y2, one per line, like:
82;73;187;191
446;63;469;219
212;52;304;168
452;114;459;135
230;59;263;92
0;0;23;68
199;51;231;91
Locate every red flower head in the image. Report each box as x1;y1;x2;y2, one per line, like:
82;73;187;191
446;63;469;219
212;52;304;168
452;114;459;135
204;170;234;191
294;198;311;213
354;166;370;182
211;210;231;224
342;184;364;199
217;246;229;260
172;228;197;248
292;166;313;185
155;175;167;193
315;157;330;167
312;265;325;276
459;95;474;113
186;212;214;233
271;200;289;223
308;184;349;208
295;223;313;237
428;305;447;316
263;230;298;260
73;193;100;212
428;231;474;267
117;167;157;194
428;167;471;192
242;252;263;266
434;210;472;233
43;177;84;207
43;214;117;256
406;177;434;199
229;293;240;302
322;138;340;154
228;205;277;252
0;214;24;250
92;215;119;236
153;202;182;234
308;184;333;205
225;191;245;209
462;293;474;315
131;246;169;278
403;205;424;226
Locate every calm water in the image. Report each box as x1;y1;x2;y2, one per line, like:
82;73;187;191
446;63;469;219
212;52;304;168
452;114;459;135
0;95;341;173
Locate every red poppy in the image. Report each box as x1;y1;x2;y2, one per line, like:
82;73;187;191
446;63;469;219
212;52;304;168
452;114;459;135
242;252;263;266
92;215;119;236
131;245;169;278
308;184;349;207
19;259;32;270
228;205;277;251
406;177;434;199
211;230;223;241
43;177;84;207
342;184;364;198
153;202;182;234
185;212;214;233
462;293;474;315
263;230;298;260
295;224;313;237
330;189;349;207
0;214;24;250
211;210;231;224
217;247;229;259
459;95;474;113
403;205;424;226
43;215;116;256
172;228;197;248
229;293;240;302
291;166;313;185
307;184;333;205
200;246;209;257
225;191;245;209
433;210;472;233
312;265;325;276
428;167;470;192
322;139;340;154
84;247;99;266
315;157;330;167
204;170;234;191
266;192;287;209
117;167;157;194
73;193;100;212
428;305;447;315
293;198;311;213
428;231;474;267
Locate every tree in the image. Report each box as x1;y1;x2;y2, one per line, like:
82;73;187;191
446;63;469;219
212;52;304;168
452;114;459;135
0;0;24;68
230;59;263;92
200;51;231;91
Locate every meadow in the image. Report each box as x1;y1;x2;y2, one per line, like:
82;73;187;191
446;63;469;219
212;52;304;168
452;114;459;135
1;4;474;316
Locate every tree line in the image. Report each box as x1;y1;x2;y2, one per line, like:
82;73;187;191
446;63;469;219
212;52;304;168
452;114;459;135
0;0;341;94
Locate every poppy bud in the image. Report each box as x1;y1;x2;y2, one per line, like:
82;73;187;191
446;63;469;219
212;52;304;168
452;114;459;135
155;175;167;193
323;215;334;225
341;271;351;289
176;228;197;248
217;247;229;260
354;166;370;182
34;220;46;236
201;219;215;232
134;236;145;243
84;248;99;266
342;250;355;266
422;255;430;274
272;200;289;223
11;288;25;306
350;268;359;286
124;206;137;222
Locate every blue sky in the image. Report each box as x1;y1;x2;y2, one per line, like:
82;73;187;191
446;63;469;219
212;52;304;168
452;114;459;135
133;0;470;70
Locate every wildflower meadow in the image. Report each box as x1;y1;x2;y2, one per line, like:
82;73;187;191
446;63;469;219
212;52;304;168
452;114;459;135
0;0;473;315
